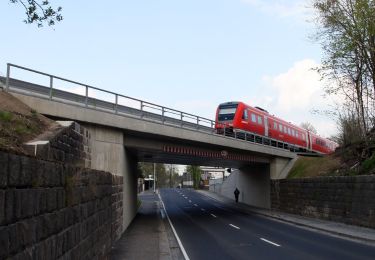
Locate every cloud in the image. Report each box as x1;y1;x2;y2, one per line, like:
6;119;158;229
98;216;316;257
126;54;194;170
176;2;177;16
240;0;311;19
264;58;340;137
272;59;321;112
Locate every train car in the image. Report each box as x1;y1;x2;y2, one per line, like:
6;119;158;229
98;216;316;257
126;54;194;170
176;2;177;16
215;101;337;154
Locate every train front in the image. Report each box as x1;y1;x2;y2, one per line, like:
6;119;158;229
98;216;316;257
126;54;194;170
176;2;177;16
215;102;239;135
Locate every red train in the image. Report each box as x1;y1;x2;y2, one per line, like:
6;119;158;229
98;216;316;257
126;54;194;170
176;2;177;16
215;101;338;154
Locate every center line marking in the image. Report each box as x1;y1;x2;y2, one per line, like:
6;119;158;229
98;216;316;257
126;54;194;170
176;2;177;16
260;238;281;247
229;224;240;230
201;208;205;211
211;214;217;218
189;200;192;203
194;204;198;207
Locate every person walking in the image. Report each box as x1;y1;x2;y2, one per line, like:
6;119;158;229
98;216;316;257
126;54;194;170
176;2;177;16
234;188;240;203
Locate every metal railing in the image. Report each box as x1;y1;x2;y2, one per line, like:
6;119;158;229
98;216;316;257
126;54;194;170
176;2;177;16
5;63;216;131
3;63;297;153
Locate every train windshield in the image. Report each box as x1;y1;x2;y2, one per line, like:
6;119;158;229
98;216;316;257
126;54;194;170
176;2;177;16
218;104;238;121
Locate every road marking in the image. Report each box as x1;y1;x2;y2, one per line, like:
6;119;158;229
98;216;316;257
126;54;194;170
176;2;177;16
189;200;192;203
194;204;198;207
210;214;217;218
229;224;240;230
201;208;205;211
158;193;191;260
260;238;281;247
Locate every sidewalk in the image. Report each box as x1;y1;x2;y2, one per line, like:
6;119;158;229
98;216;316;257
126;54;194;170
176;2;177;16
110;190;183;260
197;190;375;246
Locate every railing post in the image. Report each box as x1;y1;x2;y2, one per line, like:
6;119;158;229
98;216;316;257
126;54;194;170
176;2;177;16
161;107;165;123
49;76;53;100
5;63;10;92
115;94;118;113
85;86;88;107
180;113;183;127
196;117;199;129
140;101;144;118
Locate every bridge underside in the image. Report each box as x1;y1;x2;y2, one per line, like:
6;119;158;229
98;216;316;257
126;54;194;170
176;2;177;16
123;134;271;169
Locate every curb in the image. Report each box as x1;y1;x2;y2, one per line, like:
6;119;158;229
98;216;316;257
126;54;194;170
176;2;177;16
197;190;375;246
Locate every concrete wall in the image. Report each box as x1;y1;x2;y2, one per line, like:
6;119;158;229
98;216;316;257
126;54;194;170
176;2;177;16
210;165;271;208
0;151;123;259
81;124;138;231
271;176;375;228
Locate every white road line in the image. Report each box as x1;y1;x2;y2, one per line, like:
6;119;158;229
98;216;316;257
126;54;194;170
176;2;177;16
189;200;192;203
201;208;205;211
158;193;191;260
229;224;240;230
194;204;198;207
260;238;281;247
210;214;217;218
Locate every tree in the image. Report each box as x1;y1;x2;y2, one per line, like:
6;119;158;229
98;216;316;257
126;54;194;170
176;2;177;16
300;122;317;134
312;0;375;143
10;0;63;27
185;165;202;189
138;163;180;188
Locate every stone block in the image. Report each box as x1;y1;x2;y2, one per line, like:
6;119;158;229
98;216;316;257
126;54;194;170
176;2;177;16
8;223;20;255
0;226;9;258
0;151;8;187
0;190;4;225
5;189;15;224
17;218;37;248
20;156;34;187
47;189;57;212
8;154;21;187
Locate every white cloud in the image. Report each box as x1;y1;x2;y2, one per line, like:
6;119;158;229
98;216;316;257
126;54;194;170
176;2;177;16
272;59;321;113
240;0;311;19
261;58;340;137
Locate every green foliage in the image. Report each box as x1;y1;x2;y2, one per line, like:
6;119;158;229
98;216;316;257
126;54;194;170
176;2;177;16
0;111;13;122
360;154;375;173
137;198;142;209
10;0;63;27
312;0;375;144
186;165;202;189
138;163;180;188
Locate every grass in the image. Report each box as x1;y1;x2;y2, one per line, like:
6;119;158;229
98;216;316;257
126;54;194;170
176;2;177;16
137;198;142;209
0;111;13;122
360;154;375;173
288;155;341;179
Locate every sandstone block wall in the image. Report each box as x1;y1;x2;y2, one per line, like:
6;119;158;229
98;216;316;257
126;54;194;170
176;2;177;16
26;121;91;168
0;151;123;260
271;176;375;228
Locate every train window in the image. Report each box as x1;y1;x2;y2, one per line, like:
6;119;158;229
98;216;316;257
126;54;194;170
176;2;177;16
284;126;287;134
274;122;277;129
296;131;299;138
292;129;295;136
287;128;291;135
251;113;256;122
242;110;248;120
218;104;238;121
258;116;262;125
279;124;282;132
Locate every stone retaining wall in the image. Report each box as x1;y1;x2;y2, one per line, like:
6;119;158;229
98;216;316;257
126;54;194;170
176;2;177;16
271;176;375;228
0;151;123;259
24;121;91;168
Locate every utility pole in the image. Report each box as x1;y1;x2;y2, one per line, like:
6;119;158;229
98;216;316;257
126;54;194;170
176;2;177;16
153;163;156;193
170;164;172;188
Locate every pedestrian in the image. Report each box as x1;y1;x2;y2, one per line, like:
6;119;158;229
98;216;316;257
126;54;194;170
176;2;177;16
234;188;240;203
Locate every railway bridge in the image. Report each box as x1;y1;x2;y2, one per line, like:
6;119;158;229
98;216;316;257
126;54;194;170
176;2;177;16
0;64;297;232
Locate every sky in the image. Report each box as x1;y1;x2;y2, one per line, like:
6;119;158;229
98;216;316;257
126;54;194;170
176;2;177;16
0;0;339;138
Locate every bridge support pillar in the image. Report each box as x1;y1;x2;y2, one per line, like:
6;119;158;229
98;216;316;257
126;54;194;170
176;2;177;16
270;157;297;180
238;165;271;208
82;125;138;232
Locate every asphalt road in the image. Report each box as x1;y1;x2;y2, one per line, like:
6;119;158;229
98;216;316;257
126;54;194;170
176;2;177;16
159;188;375;260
